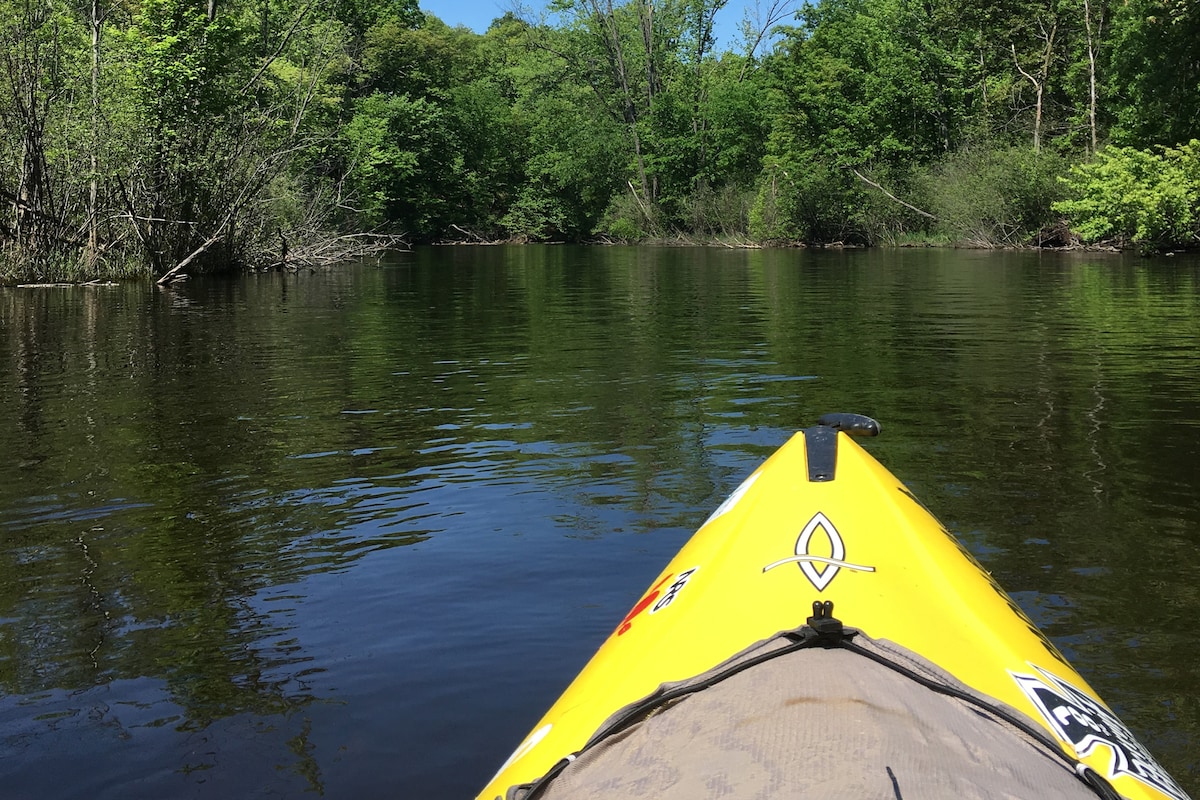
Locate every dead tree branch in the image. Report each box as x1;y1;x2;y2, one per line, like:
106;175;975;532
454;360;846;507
850;168;938;221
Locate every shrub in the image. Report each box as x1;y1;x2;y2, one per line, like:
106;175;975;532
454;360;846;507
919;145;1067;246
749;160;875;245
681;184;754;237
1053;141;1200;250
594;188;661;241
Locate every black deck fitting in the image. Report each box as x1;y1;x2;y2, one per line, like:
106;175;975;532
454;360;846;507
805;413;882;482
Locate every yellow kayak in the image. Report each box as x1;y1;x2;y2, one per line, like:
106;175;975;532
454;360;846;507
479;415;1189;800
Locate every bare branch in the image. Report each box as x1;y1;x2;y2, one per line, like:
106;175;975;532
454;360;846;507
738;0;795;80
850;168;938;221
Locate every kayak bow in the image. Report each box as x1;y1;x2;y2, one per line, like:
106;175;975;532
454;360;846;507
479;415;1189;800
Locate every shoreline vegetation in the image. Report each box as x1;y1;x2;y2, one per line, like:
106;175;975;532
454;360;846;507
3;0;1199;285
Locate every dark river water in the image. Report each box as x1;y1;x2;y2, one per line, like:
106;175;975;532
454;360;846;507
1;245;1199;798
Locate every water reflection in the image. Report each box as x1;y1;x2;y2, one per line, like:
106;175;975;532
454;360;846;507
1;248;1198;797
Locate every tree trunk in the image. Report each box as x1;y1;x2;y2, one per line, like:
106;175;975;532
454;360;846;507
1011;19;1056;153
587;0;651;202
1082;0;1103;153
637;0;658;108
88;0;101;265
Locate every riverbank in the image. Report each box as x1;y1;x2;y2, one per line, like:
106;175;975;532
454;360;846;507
1;235;1164;286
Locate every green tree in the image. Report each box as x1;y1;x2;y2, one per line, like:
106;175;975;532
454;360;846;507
0;0;418;279
753;0;967;242
919;145;1067;246
0;0;91;267
491;14;628;239
124;0;256;268
336;15;530;239
342;92;448;232
535;0;754;237
1106;0;1200;147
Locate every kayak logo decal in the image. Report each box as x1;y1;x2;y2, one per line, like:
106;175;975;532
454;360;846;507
651;567;698;614
1012;665;1188;800
616;567;699;636
762;512;875;591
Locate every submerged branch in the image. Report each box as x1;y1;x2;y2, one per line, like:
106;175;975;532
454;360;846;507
266;230;409;269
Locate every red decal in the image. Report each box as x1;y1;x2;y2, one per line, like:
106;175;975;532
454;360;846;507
617;574;673;636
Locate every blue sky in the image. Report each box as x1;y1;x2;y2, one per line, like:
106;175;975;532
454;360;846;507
419;0;509;33
417;0;783;53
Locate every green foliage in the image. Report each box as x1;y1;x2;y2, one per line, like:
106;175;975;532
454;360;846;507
131;0;247;127
749;159;873;244
750;0;976;245
501;91;626;240
681;184;753;237
360;15;475;97
539;0;759;233
1106;0;1200;147
335;0;421;37
919;145;1068;246
748;162;796;242
446;77;527;234
490;18;629;240
595;188;660;241
0;0;91;264
698;56;774;188
342;92;448;233
772;0;966;170
1053;141;1200;249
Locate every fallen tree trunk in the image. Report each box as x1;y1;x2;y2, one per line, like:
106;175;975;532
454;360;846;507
156;231;223;284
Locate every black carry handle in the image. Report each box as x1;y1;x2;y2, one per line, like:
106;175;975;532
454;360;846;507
816;412;881;438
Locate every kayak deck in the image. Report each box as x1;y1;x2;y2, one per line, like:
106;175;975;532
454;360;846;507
522;628;1114;799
